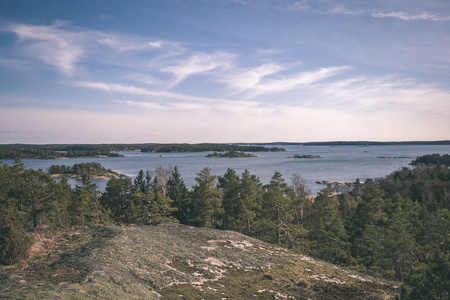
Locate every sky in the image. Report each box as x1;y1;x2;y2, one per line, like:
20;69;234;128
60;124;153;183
0;0;449;144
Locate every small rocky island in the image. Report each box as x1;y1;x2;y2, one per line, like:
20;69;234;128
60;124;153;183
288;154;323;159
205;151;258;158
48;162;124;179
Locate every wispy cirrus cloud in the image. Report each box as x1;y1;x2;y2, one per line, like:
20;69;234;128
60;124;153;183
306;74;450;118
286;1;450;21
73;81;220;102
223;62;286;96
162;51;235;87
255;48;284;57
8;21;85;74
4;21;185;75
237;66;350;99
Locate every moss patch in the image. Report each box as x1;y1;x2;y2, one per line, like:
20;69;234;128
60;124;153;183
1;223;399;299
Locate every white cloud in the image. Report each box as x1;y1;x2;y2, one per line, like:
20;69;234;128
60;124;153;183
74;81;219;102
148;41;164;48
223;63;286;96
9;21;85;74
370;11;450;21
6;22;184;75
162;51;235;87
306;74;450;118
255;48;284;57
242;66;350;99
285;3;450;22
125;73;162;85
286;1;309;12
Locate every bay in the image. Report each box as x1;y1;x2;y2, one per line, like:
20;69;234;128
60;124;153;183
2;144;450;195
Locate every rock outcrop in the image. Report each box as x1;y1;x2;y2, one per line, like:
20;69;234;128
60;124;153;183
0;223;398;299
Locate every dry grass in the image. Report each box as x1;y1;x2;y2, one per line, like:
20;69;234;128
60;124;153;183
28;232;57;261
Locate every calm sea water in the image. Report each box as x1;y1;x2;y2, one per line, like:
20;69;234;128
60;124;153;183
2;144;450;195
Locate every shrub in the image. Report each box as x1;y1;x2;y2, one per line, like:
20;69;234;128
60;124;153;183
0;206;34;265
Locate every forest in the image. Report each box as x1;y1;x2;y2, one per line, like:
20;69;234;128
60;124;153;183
0;143;285;159
0;154;449;299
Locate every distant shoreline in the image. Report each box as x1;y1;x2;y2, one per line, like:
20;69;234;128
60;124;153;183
248;140;450;146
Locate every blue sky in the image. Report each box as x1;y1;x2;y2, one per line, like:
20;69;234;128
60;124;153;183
0;0;449;143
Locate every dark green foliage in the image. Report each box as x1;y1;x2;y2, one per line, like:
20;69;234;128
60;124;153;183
218;168;241;230
376;164;450;208
100;175;132;224
411;153;450;166
1;158;449;296
167;167;189;224
133;170;152;194
140;143;285;153
206;151;257;158
0;206;33;265
188;167;222;228
236;169;263;235
0;145;122;159
48;162;108;176
258;172;295;246
306;188;348;265
0;143;284;159
0;146;64;159
128;191;178;225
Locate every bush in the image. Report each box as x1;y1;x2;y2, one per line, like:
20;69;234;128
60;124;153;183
0;206;34;265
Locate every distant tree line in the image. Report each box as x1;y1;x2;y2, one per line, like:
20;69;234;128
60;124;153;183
0;146;65;159
303;141;450;146
139;143;285;153
0;143;285;159
0;146;122;159
1;154;449;299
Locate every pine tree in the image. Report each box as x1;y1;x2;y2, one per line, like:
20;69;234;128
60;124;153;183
218;168;241;230
133;170;152;194
350;183;387;273
18;169;54;228
167;166;189;224
238;170;263;235
69;187;104;226
259;171;295;246
100;175;132;224
307;188;348;265
128;191;177;225
189;167;222;228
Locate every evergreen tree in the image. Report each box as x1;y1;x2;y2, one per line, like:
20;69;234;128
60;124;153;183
68;187;105;226
133;170;152;194
238;170;263;235
18;169;54;228
307;188;348;265
218;168;241;230
128;191;177;225
350;183;387;272
189;167;222;228
258;171;295;246
100;175;132;224
45;178;73;227
167;166;189;224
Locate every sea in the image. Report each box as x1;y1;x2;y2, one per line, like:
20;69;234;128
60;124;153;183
2;144;450;195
